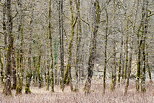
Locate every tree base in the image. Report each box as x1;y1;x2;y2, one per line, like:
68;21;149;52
25;87;31;94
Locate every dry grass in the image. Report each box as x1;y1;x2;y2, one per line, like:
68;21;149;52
0;82;154;103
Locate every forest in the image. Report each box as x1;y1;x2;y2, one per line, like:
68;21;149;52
0;0;154;103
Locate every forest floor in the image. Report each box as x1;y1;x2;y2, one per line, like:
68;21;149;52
0;81;154;103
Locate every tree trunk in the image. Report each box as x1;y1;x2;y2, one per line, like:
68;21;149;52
63;0;77;91
110;0;117;91
12;48;17;90
46;59;50;90
124;34;129;80
0;50;4;84
25;6;34;94
1;0;6;85
84;0;100;94
74;0;82;92
48;0;54;92
147;53;152;82
111;41;116;91
54;40;59;85
118;34;123;85
16;0;24;95
103;8;108;94
141;0;148;92
38;55;42;88
124;36;133;95
3;0;13;96
59;0;65;91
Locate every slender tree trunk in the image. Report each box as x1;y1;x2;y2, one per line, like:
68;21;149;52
3;0;13;96
1;0;6;85
103;8;108;94
124;1;139;94
124;48;132;95
25;6;34;94
46;59;50;90
12;48;17;90
0;50;4;84
111;40;116;91
74;0;82;92
16;0;24;95
59;0;65;91
136;34;141;92
124;36;133;95
63;0;77;91
147;53;152;82
54;40;59;85
118;34;123;85
48;0;54;92
124;34;129;80
141;0;148;92
32;57;37;86
110;0;117;91
136;0;148;92
38;55;42;88
84;0;100;94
